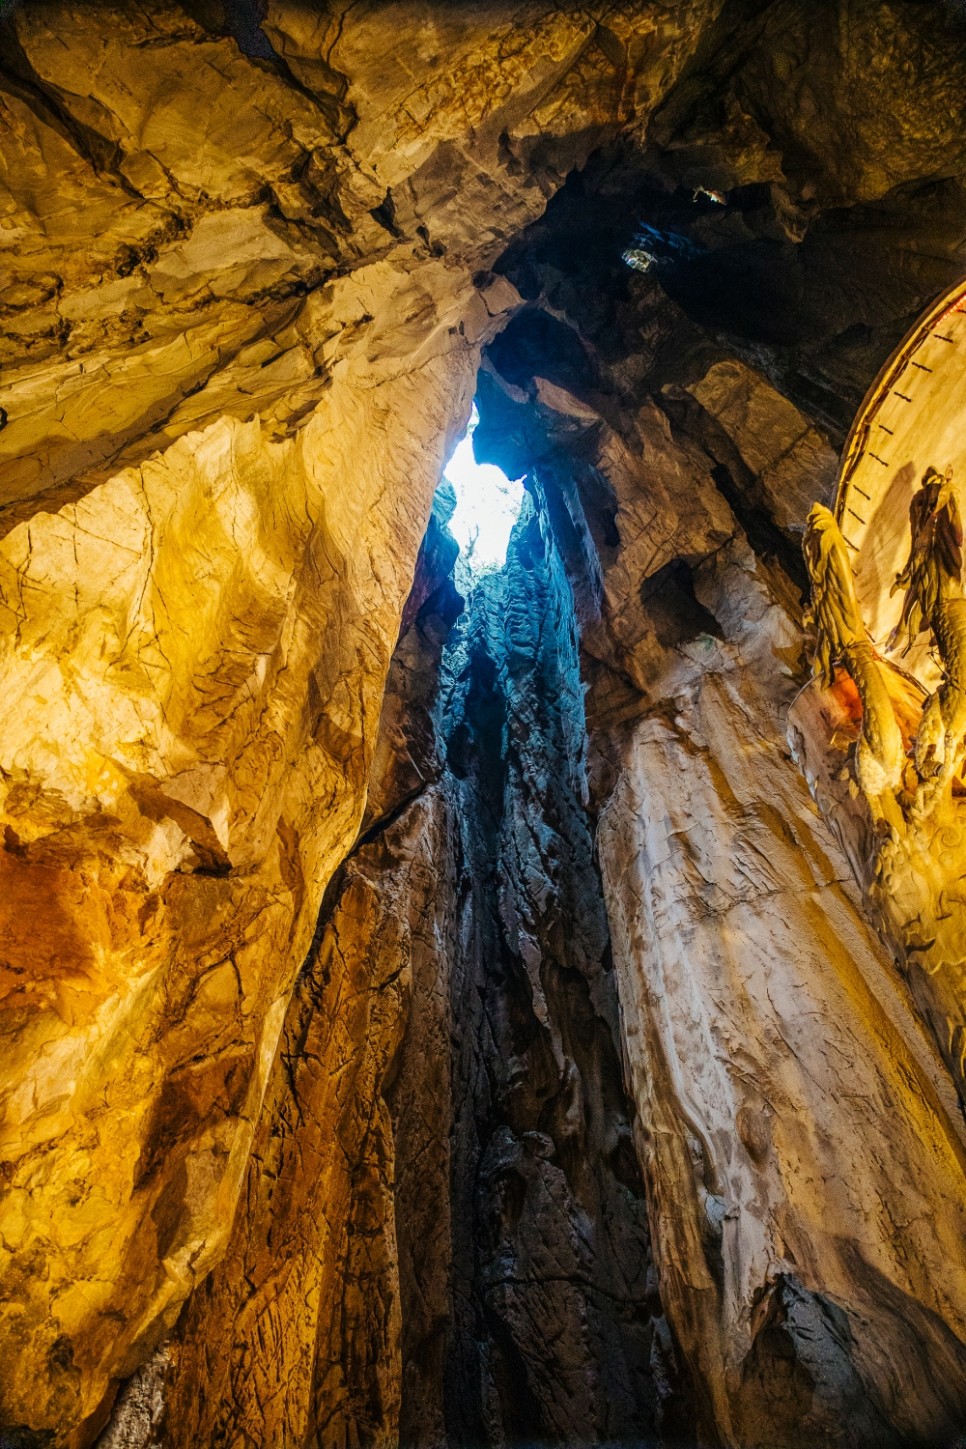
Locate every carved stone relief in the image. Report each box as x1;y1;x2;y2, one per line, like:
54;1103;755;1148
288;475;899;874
791;279;966;1098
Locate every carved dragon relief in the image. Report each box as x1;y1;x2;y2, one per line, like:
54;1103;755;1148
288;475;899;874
798;468;966;1098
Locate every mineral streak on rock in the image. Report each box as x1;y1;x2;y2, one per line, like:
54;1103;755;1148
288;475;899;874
3;1;966;1446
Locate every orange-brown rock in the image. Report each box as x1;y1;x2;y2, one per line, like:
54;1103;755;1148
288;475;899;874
0;5;686;1434
160;785;453;1449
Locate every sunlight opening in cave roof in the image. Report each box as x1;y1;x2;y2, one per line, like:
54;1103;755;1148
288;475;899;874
443;405;525;573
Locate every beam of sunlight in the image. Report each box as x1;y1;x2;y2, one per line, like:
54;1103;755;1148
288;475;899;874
443;405;525;574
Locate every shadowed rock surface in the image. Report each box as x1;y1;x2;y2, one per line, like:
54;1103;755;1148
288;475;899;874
434;494;688;1448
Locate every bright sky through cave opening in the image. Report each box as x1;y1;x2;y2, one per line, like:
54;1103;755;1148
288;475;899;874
445;405;525;572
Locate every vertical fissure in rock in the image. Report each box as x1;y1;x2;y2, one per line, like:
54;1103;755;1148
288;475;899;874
384;434;692;1446
9;11;966;1449
195;396;697;1449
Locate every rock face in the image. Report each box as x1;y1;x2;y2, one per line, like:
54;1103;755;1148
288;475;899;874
2;3;710;1436
433;501;686;1447
596;564;966;1446
152;491;463;1449
467;127;966;1440
149;486;689;1446
2;2;966;1446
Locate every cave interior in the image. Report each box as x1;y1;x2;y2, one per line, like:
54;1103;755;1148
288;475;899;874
2;2;966;1448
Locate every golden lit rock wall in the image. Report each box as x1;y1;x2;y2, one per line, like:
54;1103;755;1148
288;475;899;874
0;3;725;1439
0;332;479;1440
160;785;455;1449
596;538;966;1444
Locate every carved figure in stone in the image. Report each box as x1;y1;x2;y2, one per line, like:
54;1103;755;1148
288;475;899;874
889;467;966;809
802;502;904;829
803;468;966;822
798;467;966;1100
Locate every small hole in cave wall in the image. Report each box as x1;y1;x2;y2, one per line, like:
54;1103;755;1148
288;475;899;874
640;558;724;648
227;0;280;58
440;404;525;577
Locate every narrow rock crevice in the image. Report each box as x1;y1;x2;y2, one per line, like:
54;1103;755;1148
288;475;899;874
139;448;688;1448
392;471;693;1446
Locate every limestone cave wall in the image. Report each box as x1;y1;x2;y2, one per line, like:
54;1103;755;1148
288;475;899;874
2;2;966;1446
470;233;966;1443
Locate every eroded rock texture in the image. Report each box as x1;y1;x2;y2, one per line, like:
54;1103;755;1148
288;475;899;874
469;118;966;1441
3;1;966;1446
146;483;687;1446
1;4;712;1437
435;500;685;1447
153;490;463;1449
